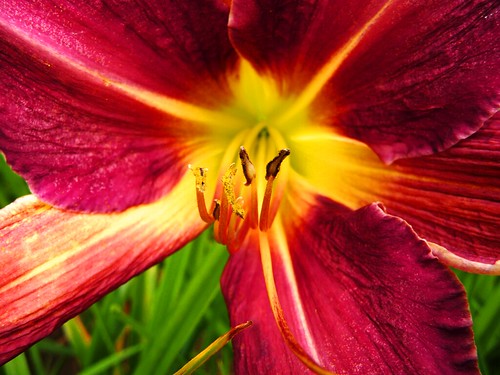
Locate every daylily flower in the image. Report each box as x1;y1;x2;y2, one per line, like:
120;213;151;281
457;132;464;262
0;0;499;373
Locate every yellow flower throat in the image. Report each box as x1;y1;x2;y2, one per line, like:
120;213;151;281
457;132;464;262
188;60;304;249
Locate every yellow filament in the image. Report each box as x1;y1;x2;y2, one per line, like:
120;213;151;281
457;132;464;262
428;242;500;275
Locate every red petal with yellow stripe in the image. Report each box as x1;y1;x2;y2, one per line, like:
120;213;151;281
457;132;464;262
0;176;203;364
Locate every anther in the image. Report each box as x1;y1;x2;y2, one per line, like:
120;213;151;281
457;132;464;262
265;149;290;180
212;200;221;221
217;164;246;244
189;165;214;224
189;165;208;192
260;149;290;231
239;146;259;228
239;146;256;186
222;163;245;219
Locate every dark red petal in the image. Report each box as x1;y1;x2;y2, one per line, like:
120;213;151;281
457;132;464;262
0;7;230;212
229;0;391;89
222;232;305;374
230;0;499;162
1;0;236;105
0;180;204;364
222;200;478;374
326;0;499;162
290;114;499;270
382;114;500;266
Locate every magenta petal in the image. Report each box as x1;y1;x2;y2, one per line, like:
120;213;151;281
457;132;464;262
1;0;236;105
222;201;478;374
230;0;499;162
0;184;203;364
222;240;305;373
229;0;392;89
0;0;236;212
0;32;211;212
383;114;500;265
321;0;500;162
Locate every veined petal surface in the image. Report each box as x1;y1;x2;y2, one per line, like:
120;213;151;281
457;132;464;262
0;49;206;211
0;176;204;364
290;115;499;266
229;0;499;162
383;115;500;265
222;198;478;374
0;0;236;105
0;0;237;211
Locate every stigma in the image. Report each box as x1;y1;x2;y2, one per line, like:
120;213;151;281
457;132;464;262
190;147;290;249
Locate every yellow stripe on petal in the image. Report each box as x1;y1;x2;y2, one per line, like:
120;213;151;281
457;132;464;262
276;0;395;126
288;127;386;210
0;173;209;363
110;80;247;129
0;174;202;295
258;229;335;375
4;22;245;130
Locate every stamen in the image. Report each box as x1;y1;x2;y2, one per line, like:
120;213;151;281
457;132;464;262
239;146;259;229
227;198;245;245
260;149;290;231
190;143;291;247
239;146;256;186
265;149;290;180
218;164;245;244
259;176;275;232
189;165;214;224
218;187;230;244
212;200;221;221
222;164;245;219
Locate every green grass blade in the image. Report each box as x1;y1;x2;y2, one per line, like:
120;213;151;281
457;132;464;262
2;354;30;375
78;344;145;375
133;235;227;375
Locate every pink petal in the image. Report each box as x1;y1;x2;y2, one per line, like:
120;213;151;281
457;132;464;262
289;114;499;271
0;176;205;364
222;200;478;374
0;1;234;212
1;0;236;105
229;0;392;89
381;114;500;267
229;0;499;162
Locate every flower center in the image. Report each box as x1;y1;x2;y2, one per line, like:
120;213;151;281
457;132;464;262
188;61;334;374
190;125;290;251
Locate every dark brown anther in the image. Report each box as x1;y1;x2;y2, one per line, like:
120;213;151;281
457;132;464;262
212;200;221;221
198;167;206;189
265;149;290;180
239;146;256;186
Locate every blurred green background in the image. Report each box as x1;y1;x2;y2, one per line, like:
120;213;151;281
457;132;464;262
0;156;499;375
